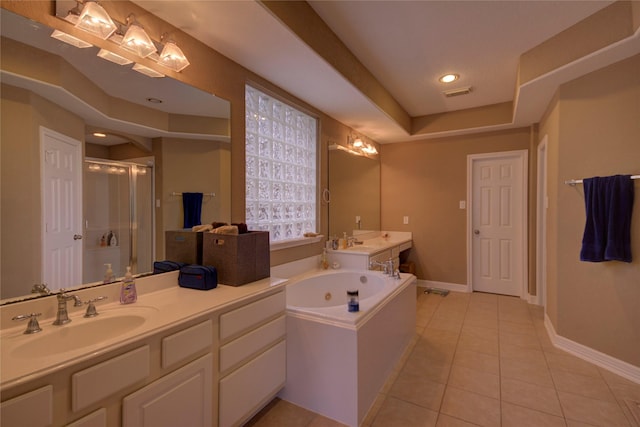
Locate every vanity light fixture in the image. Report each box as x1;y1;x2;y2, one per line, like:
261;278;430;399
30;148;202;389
132;63;165;78
352;137;364;148
158;35;190;72
439;73;459;83
97;48;132;65
50;30;93;48
362;144;378;155
121;15;156;58
75;0;117;40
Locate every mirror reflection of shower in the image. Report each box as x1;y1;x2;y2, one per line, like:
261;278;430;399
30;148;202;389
83;158;155;283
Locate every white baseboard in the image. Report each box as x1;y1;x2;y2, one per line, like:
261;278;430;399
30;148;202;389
544;314;640;384
417;280;469;293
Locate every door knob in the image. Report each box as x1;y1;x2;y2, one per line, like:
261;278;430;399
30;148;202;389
73;234;83;240
473;230;480;235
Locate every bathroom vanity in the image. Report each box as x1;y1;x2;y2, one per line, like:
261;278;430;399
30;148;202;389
328;231;412;271
0;272;286;427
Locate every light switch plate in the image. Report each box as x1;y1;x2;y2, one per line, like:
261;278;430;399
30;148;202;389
459;201;466;209
403;216;409;224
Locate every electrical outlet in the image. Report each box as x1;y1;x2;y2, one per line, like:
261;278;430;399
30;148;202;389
403;216;409;224
459;200;466;209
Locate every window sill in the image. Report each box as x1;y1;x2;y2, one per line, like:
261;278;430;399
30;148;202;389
270;235;324;251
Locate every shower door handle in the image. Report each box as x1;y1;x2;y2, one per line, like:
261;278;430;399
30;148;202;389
73;234;83;240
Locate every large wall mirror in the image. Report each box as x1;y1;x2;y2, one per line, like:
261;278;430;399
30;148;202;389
328;146;380;238
0;9;231;302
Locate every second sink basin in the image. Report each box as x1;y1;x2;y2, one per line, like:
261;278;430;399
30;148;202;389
11;307;157;359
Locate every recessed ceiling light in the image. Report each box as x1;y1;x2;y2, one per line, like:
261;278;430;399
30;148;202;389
146;97;163;104
439;74;459;83
92;132;107;138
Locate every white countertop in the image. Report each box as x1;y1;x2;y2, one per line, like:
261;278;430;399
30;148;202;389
330;231;412;255
0;272;287;390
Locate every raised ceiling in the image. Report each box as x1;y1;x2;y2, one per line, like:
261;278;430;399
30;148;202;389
71;1;640;142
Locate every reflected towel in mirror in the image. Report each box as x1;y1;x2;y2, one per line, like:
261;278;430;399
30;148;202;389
182;192;203;228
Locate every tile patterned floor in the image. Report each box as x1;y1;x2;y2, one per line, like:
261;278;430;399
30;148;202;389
246;289;640;427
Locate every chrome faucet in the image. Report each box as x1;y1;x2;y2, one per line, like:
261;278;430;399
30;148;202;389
369;260;391;274
53;290;82;325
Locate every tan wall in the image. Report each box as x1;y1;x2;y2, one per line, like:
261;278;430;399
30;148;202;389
380;128;532;285
155;138;231;260
540;54;640;366
0;84;85;298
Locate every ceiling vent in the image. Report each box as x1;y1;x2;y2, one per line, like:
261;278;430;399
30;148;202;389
443;86;472;97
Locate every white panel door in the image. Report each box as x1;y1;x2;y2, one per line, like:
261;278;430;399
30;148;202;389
471;151;526;296
41;127;82;291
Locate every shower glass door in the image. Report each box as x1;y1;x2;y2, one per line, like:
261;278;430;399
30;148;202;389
83;159;154;283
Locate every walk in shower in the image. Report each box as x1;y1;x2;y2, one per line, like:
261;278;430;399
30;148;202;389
83;158;154;283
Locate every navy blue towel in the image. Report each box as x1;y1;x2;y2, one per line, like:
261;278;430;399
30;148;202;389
580;175;634;263
182;192;203;229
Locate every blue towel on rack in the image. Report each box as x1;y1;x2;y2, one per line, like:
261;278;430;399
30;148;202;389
580;175;634;263
182;192;203;229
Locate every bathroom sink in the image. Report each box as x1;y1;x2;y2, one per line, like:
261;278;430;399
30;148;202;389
11;307;156;359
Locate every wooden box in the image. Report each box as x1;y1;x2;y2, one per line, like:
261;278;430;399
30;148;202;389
203;231;270;286
165;230;203;265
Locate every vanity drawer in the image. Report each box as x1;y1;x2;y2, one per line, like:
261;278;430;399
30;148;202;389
0;385;53;427
162;319;213;368
219;340;286;427
220;291;285;342
72;346;150;411
370;250;392;264
219;315;285;375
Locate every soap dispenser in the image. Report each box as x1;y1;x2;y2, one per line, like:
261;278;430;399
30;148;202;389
120;266;137;304
320;248;329;270
104;263;114;283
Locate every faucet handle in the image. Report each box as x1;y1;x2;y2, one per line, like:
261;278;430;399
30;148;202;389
83;296;108;318
12;313;43;334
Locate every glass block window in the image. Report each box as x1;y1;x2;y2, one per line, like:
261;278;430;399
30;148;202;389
245;85;317;242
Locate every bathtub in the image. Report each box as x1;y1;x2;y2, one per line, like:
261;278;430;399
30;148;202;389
279;269;416;426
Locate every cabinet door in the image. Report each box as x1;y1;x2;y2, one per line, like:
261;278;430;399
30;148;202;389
122;354;213;427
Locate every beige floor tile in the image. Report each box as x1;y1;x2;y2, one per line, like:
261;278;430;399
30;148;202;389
371;396;439;427
389;370;446;411
245;398;316;427
402;351;452;384
501;376;564;416
545;352;602;378
552;370;617;402
429;315;464;333
436;414;482;426
499;342;546;364
452;349;500;376
500;357;554;388
499;319;538;336
457;333;499;356
499;330;542;350
565;420;600;427
440;386;501;427
559;391;631;426
501;401;567;427
460;325;499;342
308;415;348;427
448;364;500;399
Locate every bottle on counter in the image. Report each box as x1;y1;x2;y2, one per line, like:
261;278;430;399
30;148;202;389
120;266;137;304
103;263;114;283
320;248;329;270
347;290;359;312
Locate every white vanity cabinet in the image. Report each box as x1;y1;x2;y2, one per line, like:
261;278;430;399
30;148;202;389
218;291;287;427
1;282;287;427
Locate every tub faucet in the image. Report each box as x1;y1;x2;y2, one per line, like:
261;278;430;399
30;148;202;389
53;289;82;325
369;260;390;274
